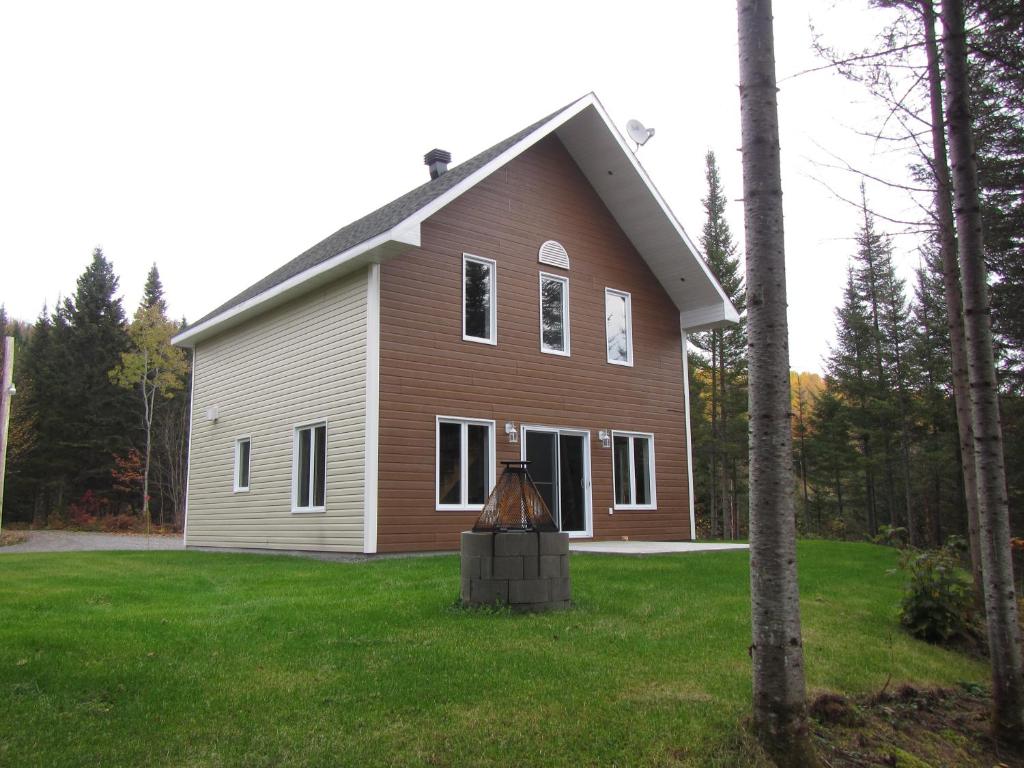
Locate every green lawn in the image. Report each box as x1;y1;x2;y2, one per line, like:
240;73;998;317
0;541;986;767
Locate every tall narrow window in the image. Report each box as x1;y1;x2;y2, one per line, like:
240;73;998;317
436;417;495;510
539;273;570;355
234;437;251;492
463;254;496;344
612;432;656;509
605;288;633;365
294;423;327;511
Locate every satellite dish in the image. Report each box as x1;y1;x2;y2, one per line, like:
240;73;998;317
626;119;656;149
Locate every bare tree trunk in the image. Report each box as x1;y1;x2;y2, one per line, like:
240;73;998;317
737;1;819;763
921;0;983;601
711;338;720;538
941;0;1024;742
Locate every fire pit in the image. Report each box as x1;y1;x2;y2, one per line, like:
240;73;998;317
460;461;571;612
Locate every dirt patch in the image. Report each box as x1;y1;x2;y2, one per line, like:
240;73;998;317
810;684;1023;767
0;531;29;547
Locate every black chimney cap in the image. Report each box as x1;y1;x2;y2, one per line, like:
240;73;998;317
424;148;452;166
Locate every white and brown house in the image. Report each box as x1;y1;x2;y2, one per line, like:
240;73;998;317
172;93;738;554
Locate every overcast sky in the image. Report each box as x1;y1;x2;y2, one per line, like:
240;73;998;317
0;1;924;373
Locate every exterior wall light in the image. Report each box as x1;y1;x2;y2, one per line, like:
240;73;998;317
504;422;518;444
598;430;611;449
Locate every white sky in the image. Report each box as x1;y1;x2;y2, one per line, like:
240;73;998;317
0;1;925;374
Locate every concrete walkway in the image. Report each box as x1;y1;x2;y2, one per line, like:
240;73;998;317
0;530;183;553
569;540;748;555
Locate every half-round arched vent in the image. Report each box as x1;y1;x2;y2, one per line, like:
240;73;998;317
538;240;570;270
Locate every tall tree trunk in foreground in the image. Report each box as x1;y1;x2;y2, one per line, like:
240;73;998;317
921;0;983;602
737;1;819;764
941;0;1024;742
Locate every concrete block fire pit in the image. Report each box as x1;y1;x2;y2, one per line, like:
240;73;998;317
459;460;571;612
460;530;571;612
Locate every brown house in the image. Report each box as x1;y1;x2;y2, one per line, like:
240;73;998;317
172;94;738;554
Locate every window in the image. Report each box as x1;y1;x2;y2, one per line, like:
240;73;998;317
234;437;251;492
293;422;327;512
463;254;496;344
612;432;656;509
539;272;570;355
605;288;633;366
436;417;495;510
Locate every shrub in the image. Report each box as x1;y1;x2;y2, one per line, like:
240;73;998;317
67;491;107;530
99;514;142;533
898;542;973;643
874;524;909;549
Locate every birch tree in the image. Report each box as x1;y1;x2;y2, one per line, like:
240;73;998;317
940;0;1024;742
737;0;819;764
110;302;188;532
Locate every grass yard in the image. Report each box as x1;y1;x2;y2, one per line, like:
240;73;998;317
0;541;987;767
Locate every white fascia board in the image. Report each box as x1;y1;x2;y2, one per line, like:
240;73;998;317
582;96;738;318
680;302;742;332
172;223;420;347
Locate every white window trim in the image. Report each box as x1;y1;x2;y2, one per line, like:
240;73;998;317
539;271;571;357
605;288;634;367
292;420;328;514
233;436;251;493
611;430;657;510
462;253;497;345
435;415;496;512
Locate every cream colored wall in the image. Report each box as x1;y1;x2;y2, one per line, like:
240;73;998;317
185;269;368;552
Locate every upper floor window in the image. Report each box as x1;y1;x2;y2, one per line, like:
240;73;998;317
605;288;633;366
463;254;496;344
234;437;251;492
293;422;326;512
539;272;570;356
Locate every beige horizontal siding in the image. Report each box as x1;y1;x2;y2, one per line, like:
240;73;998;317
185;269;368;552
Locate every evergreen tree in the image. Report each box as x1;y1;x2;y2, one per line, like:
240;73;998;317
825;270;877;535
690;150;748;539
909;245;958;546
60;249;134;500
142;263;168;315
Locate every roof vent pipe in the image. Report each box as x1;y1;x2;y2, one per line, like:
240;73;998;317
424;148;451;180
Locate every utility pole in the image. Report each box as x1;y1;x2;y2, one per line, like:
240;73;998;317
0;336;15;534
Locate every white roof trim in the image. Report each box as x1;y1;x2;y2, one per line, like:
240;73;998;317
173;224;420;346
174;92;737;346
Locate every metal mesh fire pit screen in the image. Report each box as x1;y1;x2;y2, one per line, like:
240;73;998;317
472;461;557;532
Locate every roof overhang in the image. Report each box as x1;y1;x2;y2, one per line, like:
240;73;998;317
173;93;737;347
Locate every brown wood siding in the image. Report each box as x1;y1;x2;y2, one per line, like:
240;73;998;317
376;134;689;552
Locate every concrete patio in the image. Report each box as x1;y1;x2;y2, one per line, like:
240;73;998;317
569;540;749;555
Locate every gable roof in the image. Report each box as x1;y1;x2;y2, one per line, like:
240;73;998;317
173;93;738;347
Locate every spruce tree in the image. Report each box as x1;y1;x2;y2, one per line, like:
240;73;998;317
826;271;877;535
690;150;747;539
142;263;168;315
61;249;134;500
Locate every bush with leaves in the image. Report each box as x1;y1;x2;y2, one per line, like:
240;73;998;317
898;538;973;643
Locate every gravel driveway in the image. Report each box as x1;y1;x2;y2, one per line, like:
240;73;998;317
0;530;183;553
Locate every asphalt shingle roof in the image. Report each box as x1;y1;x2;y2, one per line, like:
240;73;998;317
192;103;574;328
